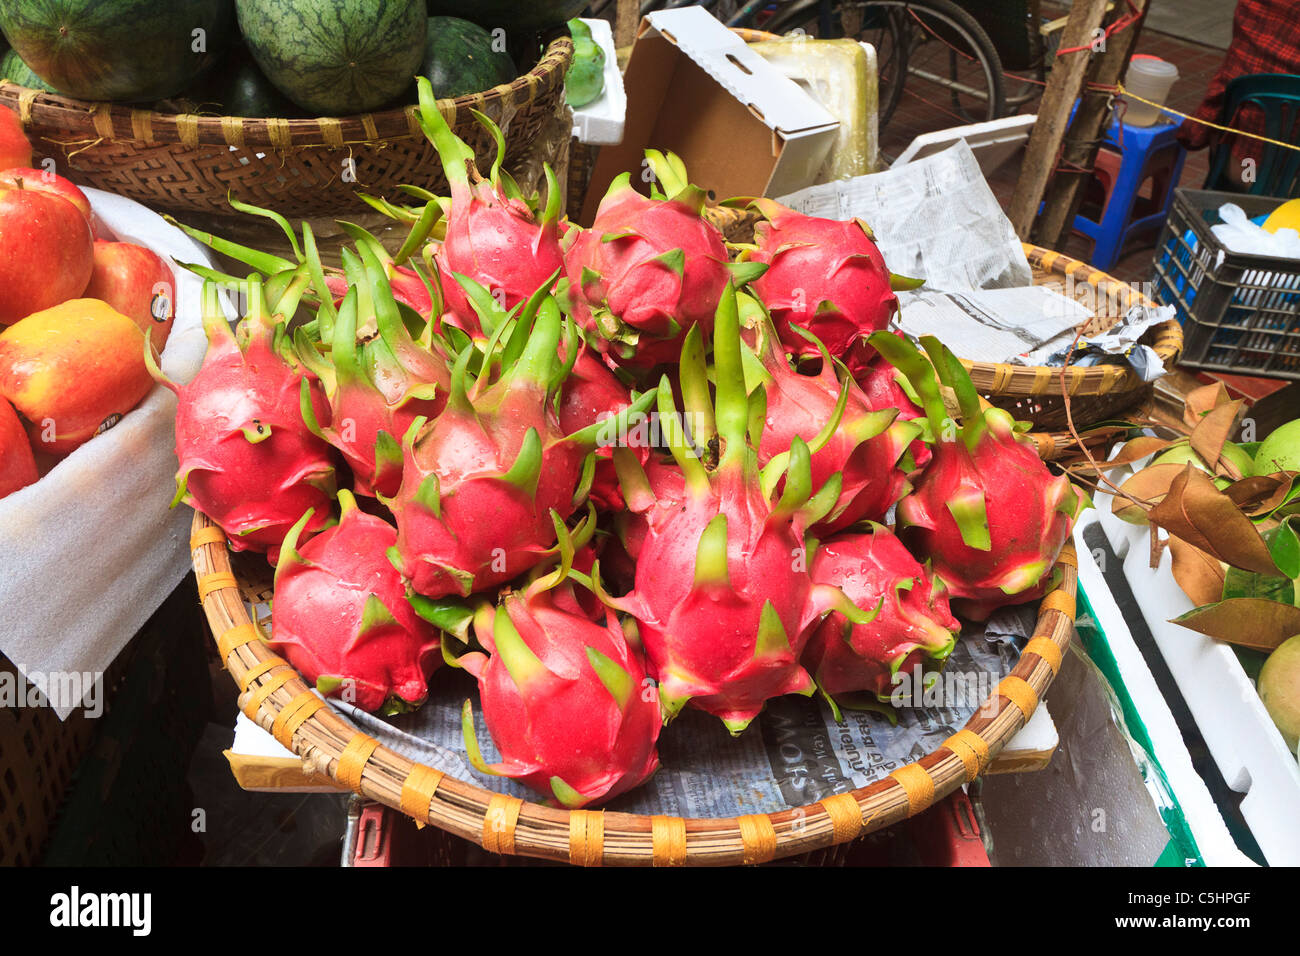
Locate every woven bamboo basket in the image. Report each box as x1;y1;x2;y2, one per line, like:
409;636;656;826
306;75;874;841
190;509;1078;866
990;244;1183;431
0;37;573;221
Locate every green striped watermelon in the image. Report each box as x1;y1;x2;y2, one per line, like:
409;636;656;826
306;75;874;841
0;0;235;102
0;48;58;94
425;1;587;34
236;0;426;115
419;16;516;99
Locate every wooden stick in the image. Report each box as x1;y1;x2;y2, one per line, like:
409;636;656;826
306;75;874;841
615;0;640;49
1034;0;1152;249
1007;0;1113;240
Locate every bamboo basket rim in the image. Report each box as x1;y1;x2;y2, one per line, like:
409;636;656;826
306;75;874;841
0;37;573;151
967;243;1183;401
190;509;1078;866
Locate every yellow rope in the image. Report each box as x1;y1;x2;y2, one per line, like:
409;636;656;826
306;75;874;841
737;814;777;865
400;765;444;827
819;793;864;842
1116;82;1300;153
1024;637;1064;676
336;734;379;793
651;816;687;867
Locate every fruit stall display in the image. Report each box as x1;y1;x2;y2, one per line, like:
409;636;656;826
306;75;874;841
0;2;577;219
164;76;1085;864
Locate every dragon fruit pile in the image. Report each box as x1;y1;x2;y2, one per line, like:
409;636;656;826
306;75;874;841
161;77;1083;809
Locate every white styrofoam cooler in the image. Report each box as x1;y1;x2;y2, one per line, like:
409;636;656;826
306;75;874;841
1091;443;1300;865
569;18;627;146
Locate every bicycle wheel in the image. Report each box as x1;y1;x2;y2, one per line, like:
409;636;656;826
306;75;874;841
767;2;910;128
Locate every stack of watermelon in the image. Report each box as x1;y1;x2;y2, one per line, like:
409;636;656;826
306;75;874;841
164;76;1084;810
0;0;583;116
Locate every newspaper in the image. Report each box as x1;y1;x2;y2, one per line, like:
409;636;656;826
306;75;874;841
895;286;1093;364
332;607;1034;817
1021;303;1175;381
775;139;1032;291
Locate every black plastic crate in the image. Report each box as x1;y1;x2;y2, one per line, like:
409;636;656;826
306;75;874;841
1152;189;1300;379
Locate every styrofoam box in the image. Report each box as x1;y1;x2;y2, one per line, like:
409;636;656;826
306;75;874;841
570;18;627;146
1092;442;1300;865
1072;511;1254;865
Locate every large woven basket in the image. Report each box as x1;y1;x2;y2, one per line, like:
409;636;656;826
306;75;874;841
0;37;572;220
190;511;1078;867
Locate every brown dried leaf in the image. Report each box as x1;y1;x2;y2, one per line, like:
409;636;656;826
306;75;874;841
1188;399;1243;472
1171;598;1300;652
1183;382;1230;430
1147;465;1282;576
1226;473;1297;517
1167;535;1226;606
1055;434;1170;476
1112;462;1188;522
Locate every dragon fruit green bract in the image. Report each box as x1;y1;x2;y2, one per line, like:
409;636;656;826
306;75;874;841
740;295;915;533
556;342;645;512
803;527;958;709
455;543;660;808
297;245;451;499
563;151;746;371
388;284;657;600
415;77;565;338
869;332;1084;621
269;491;442;714
746;200;899;371
606;282;869;734
855;352;933;471
151;277;336;563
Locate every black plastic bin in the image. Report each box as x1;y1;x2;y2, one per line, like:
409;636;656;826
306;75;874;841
1152;189;1300;379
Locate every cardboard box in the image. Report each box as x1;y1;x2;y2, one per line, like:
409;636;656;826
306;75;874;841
580;7;838;225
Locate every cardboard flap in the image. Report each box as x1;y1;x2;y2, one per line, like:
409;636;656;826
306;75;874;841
644;8;837;137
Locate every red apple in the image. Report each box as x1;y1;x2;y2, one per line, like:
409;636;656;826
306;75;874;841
82;240;176;351
0;182;94;326
0;395;38;499
0;166;93;225
0;109;31;171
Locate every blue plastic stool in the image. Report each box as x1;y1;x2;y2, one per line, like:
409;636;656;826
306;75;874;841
1069;110;1188;271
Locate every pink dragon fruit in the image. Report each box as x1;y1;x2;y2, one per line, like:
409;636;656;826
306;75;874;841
415;78;565;337
869;332;1085;621
803;527;959;712
268;491;441;714
453;544;660;808
605;283;869;734
740;294;916;533
389;284;657;599
150;277;336;562
562;150;759;371
296;242;451;498
745;200;904;370
854;351;933;471
556;340;648;511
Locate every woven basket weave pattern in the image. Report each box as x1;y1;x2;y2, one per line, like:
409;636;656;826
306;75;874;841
0;38;574;220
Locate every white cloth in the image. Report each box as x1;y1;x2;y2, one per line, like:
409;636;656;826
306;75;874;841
0;188;213;718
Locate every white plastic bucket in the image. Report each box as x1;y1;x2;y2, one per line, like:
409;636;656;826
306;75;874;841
1121;55;1179;126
